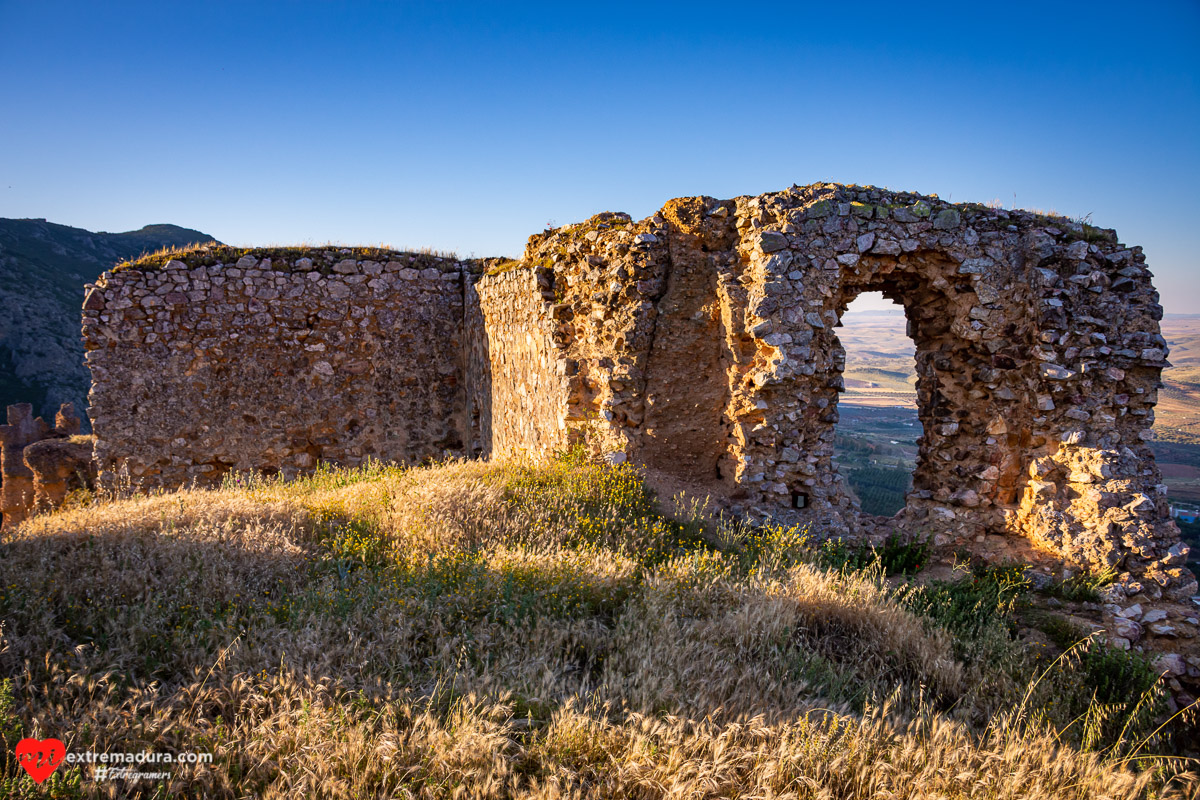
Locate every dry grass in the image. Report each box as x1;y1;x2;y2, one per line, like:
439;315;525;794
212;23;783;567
113;241;221;269
115;243;463;272
0;457;1194;798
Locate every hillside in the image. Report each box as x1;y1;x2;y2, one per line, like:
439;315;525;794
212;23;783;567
836;308;918;409
0;456;1193;797
0;218;218;425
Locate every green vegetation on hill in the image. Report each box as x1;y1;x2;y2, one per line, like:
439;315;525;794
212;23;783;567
833;409;919;517
844;465;913;516
0;217;220;424
0;456;1192;798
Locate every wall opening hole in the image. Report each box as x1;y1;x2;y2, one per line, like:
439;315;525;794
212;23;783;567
791;491;807;509
831;291;920;517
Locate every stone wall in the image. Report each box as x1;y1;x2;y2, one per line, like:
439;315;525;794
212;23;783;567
79;187;1194;604
82;250;468;485
469;267;576;460
514;185;1193;602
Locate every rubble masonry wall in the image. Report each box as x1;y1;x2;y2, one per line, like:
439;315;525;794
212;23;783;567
80;185;1194;601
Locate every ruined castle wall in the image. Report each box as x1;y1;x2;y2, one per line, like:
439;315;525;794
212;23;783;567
82;253;467;486
522;213;672;460
0;402;91;528
509;207;749;478
78;185;1192;603
470;268;574;460
636;202;741;482
1013;233;1185;598
462;278;491;458
0;403;46;529
722;191;1049;535
520;185;1192;600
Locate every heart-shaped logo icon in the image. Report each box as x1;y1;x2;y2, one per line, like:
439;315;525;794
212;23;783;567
15;738;66;784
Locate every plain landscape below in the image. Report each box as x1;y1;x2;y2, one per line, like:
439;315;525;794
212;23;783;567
831;304;919;518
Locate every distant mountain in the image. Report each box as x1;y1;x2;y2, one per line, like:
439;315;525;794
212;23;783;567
0;218;219;427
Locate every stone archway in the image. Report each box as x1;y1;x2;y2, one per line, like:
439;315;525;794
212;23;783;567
816;250;1036;531
826;259;1020;522
515;183;1193;600
712;201;1048;547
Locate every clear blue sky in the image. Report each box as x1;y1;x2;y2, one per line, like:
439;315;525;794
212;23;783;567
2;1;1197;311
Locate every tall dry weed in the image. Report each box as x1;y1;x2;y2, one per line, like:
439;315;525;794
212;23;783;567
0;458;1193;798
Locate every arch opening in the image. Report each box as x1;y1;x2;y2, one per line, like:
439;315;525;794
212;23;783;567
806;249;1028;533
831;291;919;518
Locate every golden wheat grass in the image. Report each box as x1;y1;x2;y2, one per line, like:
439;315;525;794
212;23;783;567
0;458;1194;798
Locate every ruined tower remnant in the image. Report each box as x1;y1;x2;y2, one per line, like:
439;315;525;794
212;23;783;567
0;402;91;528
81;184;1194;601
82;251;468;483
0;403;44;529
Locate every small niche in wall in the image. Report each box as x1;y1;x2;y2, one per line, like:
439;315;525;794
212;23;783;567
791;491;808;510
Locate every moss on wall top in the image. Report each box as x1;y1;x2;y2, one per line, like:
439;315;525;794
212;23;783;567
114;244;477;274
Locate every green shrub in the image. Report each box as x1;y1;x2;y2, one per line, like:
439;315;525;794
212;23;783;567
1050;643;1167;753
902;563;1027;665
905;564;1168;753
722;522;813;576
1039;568;1116;603
1028;610;1091;650
499;456;712;567
819;533;929;576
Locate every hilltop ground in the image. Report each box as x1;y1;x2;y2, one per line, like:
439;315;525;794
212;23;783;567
0;455;1195;798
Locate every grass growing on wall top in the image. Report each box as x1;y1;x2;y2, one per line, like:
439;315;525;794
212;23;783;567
480;255;557;276
114;243;467;273
0;456;1193;798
